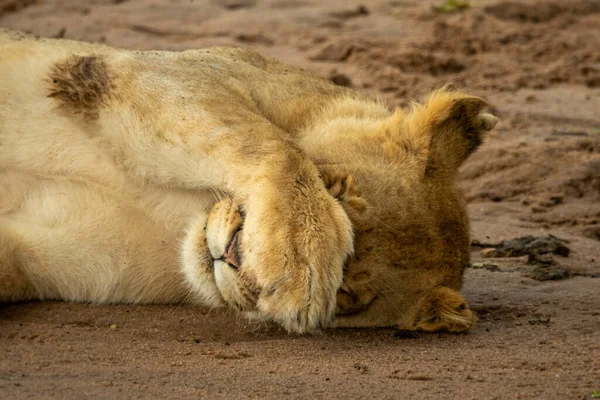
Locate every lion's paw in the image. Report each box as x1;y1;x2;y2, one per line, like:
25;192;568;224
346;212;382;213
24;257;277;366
185;179;353;333
238;182;353;333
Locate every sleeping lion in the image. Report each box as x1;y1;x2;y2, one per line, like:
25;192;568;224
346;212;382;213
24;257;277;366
0;29;497;334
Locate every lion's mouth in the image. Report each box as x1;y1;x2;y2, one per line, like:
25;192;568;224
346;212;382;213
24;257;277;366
219;229;242;269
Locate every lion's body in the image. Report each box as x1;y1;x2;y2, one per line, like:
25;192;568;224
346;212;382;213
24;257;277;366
0;30;349;303
0;32;231;304
0;30;497;333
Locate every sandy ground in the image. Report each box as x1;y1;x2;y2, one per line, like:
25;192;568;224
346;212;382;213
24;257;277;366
1;0;599;398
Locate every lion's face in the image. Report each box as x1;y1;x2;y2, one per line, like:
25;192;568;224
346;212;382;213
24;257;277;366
322;166;477;332
186;163;476;333
182;90;495;333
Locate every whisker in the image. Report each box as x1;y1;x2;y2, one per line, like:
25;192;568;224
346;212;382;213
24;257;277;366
365;279;401;315
168;286;193;317
370;275;397;294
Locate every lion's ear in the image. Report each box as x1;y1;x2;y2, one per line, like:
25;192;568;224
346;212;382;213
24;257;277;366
397;90;498;178
413;287;476;333
425;93;497;175
319;167;367;213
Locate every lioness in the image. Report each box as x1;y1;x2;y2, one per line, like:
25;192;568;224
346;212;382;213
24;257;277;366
0;29;497;333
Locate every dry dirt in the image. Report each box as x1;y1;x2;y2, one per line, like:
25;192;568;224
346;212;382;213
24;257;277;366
1;0;599;398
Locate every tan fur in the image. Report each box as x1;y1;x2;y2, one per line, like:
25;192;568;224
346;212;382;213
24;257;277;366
0;29;496;333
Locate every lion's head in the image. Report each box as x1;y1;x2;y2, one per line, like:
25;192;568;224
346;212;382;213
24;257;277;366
182;89;497;333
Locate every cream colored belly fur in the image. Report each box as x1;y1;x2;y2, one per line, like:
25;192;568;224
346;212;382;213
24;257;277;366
0;169;213;304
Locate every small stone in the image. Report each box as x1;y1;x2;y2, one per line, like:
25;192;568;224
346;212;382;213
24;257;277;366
471;262;501;272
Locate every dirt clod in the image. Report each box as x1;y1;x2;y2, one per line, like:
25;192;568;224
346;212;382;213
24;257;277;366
353;363;369;373
529;264;570;281
481;235;570;258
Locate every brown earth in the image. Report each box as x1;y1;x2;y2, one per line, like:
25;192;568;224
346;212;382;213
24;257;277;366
1;0;599;398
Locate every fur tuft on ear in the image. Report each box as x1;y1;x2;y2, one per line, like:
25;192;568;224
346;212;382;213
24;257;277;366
413;286;477;333
390;88;497;179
